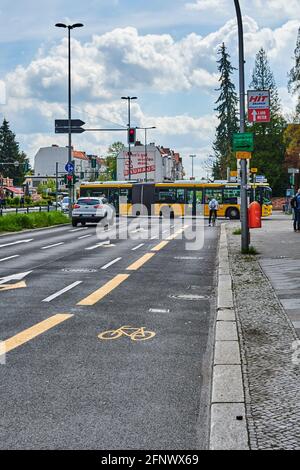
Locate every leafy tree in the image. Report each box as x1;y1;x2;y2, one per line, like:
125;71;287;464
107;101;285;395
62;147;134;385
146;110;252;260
101;141;125;181
288;27;300;119
213;43;239;179
249;48;287;195
0;119;30;185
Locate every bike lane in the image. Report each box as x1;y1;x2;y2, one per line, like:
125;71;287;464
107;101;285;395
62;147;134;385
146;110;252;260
0;223;219;450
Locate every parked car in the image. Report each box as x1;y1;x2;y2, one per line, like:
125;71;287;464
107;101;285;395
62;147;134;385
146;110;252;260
61;197;70;212
71;197;113;227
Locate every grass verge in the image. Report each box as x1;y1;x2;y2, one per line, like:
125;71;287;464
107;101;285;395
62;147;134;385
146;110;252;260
242;245;259;256
0;212;69;233
233;228;242;235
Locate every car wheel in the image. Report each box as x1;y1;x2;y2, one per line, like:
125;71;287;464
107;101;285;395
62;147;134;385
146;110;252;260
81;222;86;226
72;220;78;227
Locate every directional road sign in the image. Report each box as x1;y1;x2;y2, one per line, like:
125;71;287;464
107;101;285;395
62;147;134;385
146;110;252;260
65;162;75;174
55;119;85;134
233;133;254;152
248;90;270;123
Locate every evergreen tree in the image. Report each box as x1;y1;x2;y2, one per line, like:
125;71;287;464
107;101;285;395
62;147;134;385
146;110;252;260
249;48;287;195
213;43;239;179
288;27;300;119
0;119;30;185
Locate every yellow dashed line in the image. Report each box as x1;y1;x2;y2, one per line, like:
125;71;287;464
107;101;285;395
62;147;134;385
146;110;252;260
3;314;73;354
151;241;169;252
77;274;130;306
126;253;156;271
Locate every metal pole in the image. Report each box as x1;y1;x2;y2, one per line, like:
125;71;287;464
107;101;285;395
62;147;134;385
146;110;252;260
145;128;147;182
234;0;249;252
128;98;131;181
56;162;59;211
68;26;73;219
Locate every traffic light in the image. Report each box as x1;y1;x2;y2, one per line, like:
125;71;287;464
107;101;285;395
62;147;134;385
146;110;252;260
128;128;136;144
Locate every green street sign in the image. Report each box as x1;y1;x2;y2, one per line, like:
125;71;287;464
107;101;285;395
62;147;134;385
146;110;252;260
233;133;254;152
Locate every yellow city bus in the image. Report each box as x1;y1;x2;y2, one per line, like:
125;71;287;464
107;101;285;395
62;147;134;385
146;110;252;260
79;181;272;219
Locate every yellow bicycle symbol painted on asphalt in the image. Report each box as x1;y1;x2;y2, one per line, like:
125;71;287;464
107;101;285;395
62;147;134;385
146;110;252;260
98;326;156;342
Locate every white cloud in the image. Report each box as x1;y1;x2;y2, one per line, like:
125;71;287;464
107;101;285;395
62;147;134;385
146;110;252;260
186;0;227;12
0;80;6;105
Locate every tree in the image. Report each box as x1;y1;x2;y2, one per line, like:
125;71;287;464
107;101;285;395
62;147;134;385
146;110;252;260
288;27;300;119
102;141;125;181
0;119;30;185
249;48;287;195
213;43;239;179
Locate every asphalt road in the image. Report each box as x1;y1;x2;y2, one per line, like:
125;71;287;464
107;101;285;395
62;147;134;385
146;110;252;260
0;217;219;450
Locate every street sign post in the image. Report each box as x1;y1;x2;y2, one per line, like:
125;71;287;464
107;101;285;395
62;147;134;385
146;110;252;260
233;133;254;152
55;119;85;134
247;90;270;123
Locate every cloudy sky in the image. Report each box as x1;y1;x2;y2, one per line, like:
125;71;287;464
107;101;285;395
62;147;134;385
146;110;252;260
0;0;299;178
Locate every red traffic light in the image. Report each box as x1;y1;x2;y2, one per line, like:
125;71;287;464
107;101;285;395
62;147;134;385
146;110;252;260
67;175;73;181
128;128;136;144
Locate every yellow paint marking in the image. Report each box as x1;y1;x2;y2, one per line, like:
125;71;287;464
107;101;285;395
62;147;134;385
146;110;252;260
0;281;26;292
126;253;156;271
151;241;169;252
77;274;130;306
3;314;73;354
98;326;156;341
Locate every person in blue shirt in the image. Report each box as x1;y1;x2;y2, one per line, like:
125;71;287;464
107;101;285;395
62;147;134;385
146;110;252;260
291;189;300;232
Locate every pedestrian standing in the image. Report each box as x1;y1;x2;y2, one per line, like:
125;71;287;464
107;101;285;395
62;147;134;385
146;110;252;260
291;189;300;232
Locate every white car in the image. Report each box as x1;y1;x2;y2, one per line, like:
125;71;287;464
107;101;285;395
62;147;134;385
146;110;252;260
61;197;70;213
72;197;113;227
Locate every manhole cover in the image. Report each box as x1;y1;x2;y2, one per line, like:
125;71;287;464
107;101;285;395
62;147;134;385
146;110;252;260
169;294;209;301
62;268;98;273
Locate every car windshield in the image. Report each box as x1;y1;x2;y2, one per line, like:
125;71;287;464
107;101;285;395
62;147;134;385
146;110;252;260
62;197;70;203
77;198;102;206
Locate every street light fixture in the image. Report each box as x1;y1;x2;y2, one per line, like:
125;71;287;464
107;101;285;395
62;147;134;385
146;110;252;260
121;96;138;181
136;127;156;182
55;22;84;218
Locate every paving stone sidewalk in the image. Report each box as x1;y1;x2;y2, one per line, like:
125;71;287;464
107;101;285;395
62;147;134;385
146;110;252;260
227;218;300;450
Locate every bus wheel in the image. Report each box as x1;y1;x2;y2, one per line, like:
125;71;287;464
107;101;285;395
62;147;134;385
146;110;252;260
226;207;240;220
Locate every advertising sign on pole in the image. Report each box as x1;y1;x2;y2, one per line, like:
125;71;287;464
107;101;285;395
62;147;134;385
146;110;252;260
247;90;270;123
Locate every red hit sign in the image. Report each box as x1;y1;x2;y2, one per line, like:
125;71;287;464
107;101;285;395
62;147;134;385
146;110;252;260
248;90;271;123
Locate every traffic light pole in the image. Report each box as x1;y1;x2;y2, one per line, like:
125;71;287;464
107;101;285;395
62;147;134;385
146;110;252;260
234;0;249;252
128;99;131;181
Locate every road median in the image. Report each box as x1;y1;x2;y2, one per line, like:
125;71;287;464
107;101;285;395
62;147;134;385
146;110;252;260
0;211;69;233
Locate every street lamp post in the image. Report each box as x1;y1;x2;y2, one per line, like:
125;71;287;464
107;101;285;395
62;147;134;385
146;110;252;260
121;96;137;181
55;22;84;218
190;154;196;180
233;0;249;252
136;127;156;182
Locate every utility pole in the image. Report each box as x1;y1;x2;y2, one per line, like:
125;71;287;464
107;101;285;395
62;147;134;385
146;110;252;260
234;0;250;252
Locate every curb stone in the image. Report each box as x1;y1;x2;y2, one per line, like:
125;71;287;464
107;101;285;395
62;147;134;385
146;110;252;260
209;223;249;450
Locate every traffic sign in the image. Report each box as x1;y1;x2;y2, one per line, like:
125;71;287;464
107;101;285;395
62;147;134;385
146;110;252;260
251;168;258;173
55;119;85;134
236;151;252;160
248;90;270;123
288;168;299;174
65;162;75;173
233;133;254;152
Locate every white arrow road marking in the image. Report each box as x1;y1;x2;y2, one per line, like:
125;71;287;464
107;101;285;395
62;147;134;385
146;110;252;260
69;227;88;232
78;234;92;240
0;239;33;249
101;258;122;270
0;271;32;286
42;281;82;303
0;255;20;263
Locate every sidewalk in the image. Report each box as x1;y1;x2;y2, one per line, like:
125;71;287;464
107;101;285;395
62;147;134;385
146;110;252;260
250;212;300;337
225;216;300;450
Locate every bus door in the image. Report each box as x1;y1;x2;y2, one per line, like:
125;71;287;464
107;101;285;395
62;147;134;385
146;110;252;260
109;188;120;214
186;189;203;216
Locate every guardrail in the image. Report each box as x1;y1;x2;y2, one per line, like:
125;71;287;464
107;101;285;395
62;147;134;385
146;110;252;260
0;205;58;216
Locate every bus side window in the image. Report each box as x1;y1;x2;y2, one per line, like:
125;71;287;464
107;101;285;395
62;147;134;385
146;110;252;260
223;188;239;204
205;189;223;204
176;188;185;203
